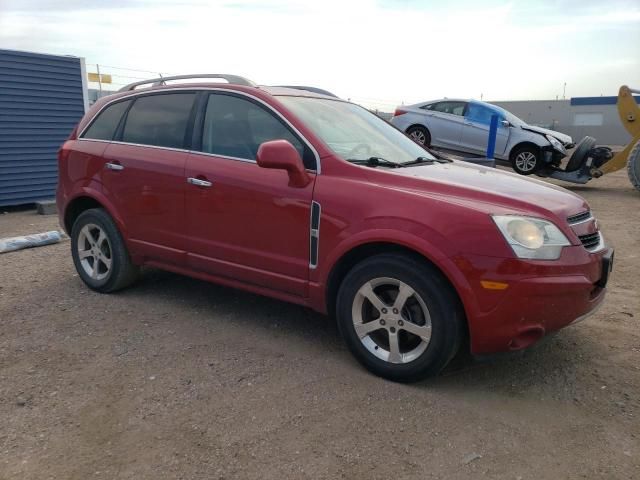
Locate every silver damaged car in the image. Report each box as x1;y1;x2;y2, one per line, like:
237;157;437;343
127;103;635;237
391;99;574;175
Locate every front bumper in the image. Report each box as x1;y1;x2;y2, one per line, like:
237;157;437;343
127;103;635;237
456;246;613;354
542;146;567;166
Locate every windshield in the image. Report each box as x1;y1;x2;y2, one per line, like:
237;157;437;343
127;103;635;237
494;106;526;127
278;96;436;164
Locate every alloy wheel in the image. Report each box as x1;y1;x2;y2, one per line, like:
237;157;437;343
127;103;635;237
409;130;427;145
515;151;537;172
77;223;112;281
351;277;432;364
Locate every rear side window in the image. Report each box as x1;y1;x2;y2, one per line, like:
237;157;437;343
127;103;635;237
122;93;196;149
82;100;131;140
200;93;315;169
429;101;466;116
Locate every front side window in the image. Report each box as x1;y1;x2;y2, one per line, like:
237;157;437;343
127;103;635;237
465;103;498;125
82;100;131;140
431;101;466;116
121;93;196;149
278;96;436;165
201;94;314;168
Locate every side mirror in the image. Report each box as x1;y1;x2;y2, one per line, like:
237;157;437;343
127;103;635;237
501;119;510;127
256;140;311;188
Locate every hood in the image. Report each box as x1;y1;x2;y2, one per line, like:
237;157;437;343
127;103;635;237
521;125;573;145
383;161;587;220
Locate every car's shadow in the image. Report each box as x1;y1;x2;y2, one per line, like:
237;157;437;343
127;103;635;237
127;267;342;348
121;267;592;391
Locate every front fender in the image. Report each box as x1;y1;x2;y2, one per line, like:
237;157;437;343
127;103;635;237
309;227;478;321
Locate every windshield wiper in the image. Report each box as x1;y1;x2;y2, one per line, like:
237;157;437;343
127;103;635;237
401;156;451;166
346;156;404;168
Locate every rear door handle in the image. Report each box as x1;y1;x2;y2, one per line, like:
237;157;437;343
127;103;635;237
187;177;212;187
105;162;124;171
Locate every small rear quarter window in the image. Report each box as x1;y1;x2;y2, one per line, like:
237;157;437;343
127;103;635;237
82;100;131;141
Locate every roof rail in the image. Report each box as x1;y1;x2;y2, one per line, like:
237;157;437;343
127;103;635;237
119;74;257;92
275;85;339;98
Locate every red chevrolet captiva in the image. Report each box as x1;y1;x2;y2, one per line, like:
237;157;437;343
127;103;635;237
57;74;613;381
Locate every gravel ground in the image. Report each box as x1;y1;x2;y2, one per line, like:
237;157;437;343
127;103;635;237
1;169;638;480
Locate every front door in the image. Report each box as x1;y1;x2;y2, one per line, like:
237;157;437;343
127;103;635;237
185;92;317;297
460;103;510;156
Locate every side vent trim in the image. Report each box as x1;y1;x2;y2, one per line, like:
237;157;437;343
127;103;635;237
309;201;321;269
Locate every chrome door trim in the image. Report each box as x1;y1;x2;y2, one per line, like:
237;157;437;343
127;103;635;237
78;138;319;174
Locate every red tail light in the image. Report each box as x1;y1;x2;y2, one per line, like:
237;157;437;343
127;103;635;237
393;108;407;118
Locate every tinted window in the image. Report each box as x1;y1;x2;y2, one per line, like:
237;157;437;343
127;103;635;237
122;93;196;148
430;101;466;116
82;100;131;140
466;103;501;125
201;94;315;168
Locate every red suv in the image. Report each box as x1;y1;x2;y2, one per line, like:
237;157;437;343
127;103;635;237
57;74;613;382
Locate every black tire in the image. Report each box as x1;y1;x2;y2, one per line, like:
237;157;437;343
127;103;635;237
565;136;596;173
406;125;431;147
336;253;464;382
70;208;139;293
510;145;541;175
627;140;640;192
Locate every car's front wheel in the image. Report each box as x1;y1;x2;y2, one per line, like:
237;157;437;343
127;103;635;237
71;208;139;293
336;253;464;382
511;146;541;175
406;126;431;147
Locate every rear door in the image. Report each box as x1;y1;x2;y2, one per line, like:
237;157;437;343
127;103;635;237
421;101;467;148
184;92;316;297
460;102;510;155
101;92;197;265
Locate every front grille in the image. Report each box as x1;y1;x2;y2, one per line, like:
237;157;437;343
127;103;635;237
578;231;601;251
567;210;592;225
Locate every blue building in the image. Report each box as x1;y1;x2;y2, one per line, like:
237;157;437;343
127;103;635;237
0;49;88;207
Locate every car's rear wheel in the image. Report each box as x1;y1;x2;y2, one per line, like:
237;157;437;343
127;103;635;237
71;208;139;293
336;253;464;382
407;126;431;147
511;146;540;175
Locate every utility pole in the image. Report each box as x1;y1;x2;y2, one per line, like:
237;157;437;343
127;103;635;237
96;64;102;94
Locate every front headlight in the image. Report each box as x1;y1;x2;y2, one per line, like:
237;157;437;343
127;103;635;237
492;215;571;260
546;134;566;153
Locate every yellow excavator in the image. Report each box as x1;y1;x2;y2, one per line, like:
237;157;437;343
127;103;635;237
602;85;640;190
539;85;640;191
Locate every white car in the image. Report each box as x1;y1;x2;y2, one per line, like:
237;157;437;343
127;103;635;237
391;99;574;175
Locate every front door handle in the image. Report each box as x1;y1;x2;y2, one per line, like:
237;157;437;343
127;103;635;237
187;177;212;187
105;162;124;171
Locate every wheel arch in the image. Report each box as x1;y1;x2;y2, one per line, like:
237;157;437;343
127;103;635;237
324;241;470;343
64;196;103;233
63;189;128;239
406;123;430;134
509;141;541;160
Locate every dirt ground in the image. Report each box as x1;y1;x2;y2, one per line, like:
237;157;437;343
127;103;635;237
1;169;638;480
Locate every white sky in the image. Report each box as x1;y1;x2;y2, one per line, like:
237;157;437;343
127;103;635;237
1;0;639;110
